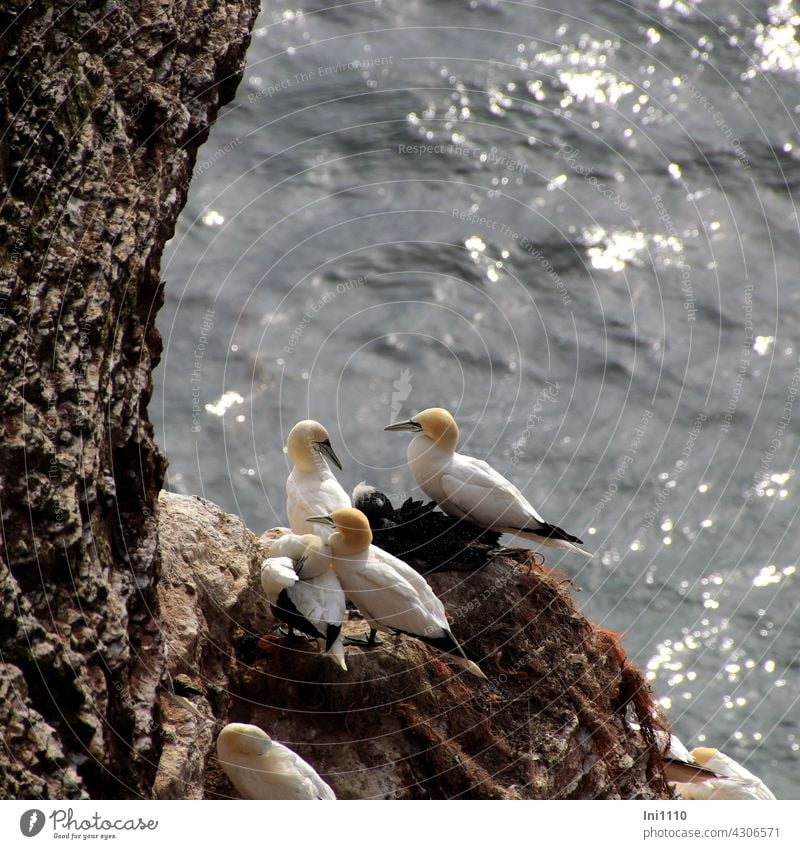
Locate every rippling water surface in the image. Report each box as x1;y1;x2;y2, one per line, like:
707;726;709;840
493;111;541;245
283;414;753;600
154;0;800;797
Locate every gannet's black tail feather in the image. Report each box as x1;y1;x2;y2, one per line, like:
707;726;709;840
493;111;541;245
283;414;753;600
505;522;592;557
396;629;487;680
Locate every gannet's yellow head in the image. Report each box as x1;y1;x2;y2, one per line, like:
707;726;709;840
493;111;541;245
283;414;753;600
217;723;272;757
287;420;342;472
307;507;372;556
384;407;459;452
690;748;719;766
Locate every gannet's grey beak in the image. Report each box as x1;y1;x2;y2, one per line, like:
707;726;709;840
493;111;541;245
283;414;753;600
307;515;335;527
317;439;343;470
384;419;422;432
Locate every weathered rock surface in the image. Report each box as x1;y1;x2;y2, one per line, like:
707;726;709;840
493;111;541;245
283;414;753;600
154;491;672;800
0;0;260;799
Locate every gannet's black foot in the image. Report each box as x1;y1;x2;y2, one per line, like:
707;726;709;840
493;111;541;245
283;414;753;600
344;629;382;646
276;626;305;640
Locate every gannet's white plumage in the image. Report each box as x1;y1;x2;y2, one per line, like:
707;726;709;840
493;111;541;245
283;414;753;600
261;534;346;671
385;408;590;557
666;743;776;800
286;420;350;536
217;723;336;800
269;532;334;579
308;508;486;680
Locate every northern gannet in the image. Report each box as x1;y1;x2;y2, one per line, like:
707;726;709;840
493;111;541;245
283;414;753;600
308;507;486;679
664;739;776;800
286;420;349;535
216;723;336;800
261;533;347;671
385;407;589;557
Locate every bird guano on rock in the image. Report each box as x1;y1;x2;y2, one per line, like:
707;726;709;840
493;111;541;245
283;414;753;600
385;407;590;557
216;723;336;800
260;533;347;671
286;420;350;536
308;507;486;679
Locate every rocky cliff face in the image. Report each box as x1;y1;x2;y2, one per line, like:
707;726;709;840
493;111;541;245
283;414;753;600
154;492;672;799
0;0;260;799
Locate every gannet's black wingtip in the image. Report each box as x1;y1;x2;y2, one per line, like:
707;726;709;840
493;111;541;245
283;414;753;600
524;521;584;546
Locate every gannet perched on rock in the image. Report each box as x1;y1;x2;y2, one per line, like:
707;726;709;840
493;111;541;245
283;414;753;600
308;507;486;679
261;534;347;670
664;739;776;800
217;723;336;800
385;407;590;557
286;420;349;535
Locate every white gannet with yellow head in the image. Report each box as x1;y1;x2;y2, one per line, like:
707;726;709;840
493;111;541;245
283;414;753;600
664;741;776;800
285;420;350;535
216;723;336;800
261;533;347;671
308;507;486;679
385;407;590;557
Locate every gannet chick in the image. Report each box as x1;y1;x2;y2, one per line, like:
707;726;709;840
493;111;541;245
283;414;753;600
351;482;396;529
261;534;346;671
286;420;349;535
385;407;590;557
217;723;336;800
308;508;486;679
665;741;776;800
